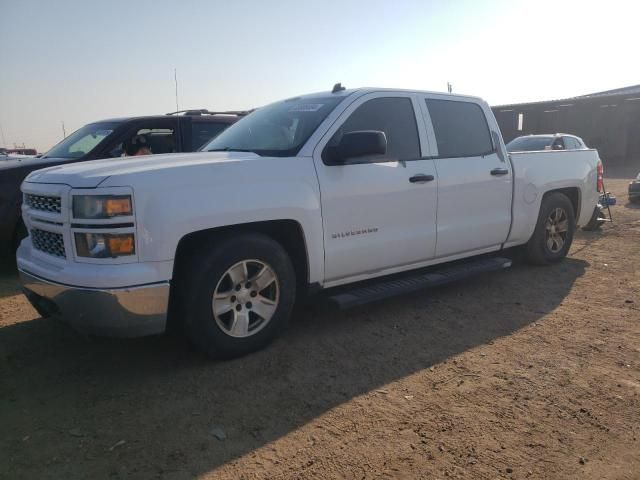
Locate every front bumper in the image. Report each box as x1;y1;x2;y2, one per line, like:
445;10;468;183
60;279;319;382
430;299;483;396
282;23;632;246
19;269;169;337
629;181;640;199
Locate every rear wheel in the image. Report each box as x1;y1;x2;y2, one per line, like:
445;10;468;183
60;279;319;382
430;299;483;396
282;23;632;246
178;233;296;359
526;193;575;265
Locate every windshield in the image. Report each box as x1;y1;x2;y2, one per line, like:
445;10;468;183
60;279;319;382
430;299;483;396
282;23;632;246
201;96;344;157
506;136;554;152
44;122;120;159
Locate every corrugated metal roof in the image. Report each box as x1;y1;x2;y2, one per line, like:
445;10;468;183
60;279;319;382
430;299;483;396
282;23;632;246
575;84;640;98
493;84;640;109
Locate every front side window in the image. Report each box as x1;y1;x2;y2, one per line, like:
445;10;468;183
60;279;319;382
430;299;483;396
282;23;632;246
323;97;421;164
426;99;493;158
44;122;120;159
202;96;343;157
564;137;581;149
109;126;177;157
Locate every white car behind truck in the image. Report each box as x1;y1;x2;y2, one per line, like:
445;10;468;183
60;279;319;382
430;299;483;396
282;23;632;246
18;86;602;358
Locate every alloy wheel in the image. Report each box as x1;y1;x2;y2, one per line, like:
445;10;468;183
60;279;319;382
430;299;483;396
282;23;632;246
545;207;569;253
212;260;280;338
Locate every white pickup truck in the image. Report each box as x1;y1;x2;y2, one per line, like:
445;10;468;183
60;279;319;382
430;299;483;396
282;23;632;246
18;86;602;358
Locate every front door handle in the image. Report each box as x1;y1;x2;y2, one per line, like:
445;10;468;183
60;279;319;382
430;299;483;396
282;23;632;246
409;174;435;183
490;168;509;176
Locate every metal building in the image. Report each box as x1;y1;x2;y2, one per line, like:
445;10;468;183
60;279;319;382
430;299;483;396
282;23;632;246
492;85;640;169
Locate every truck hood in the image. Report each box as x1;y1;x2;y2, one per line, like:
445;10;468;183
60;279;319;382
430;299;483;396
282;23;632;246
0;155;68;171
24;151;261;188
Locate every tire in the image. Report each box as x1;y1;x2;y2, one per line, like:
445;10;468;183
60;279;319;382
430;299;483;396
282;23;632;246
177;233;296;359
526;192;576;265
582;206;604;231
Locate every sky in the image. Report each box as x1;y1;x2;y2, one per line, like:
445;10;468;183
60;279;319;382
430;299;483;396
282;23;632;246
1;0;639;152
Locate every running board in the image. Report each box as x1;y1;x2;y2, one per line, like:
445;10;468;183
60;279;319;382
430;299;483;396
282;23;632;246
327;256;512;309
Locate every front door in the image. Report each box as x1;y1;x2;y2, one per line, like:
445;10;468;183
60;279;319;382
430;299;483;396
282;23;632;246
313;93;438;284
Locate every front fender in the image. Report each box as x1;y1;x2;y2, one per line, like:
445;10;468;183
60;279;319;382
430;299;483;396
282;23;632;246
105;156;325;284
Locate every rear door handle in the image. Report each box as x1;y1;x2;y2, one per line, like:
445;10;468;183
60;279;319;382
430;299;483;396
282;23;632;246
409;174;435;183
490;168;509;176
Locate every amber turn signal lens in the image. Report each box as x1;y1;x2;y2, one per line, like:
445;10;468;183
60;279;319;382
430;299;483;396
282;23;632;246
106;234;135;255
105;198;132;216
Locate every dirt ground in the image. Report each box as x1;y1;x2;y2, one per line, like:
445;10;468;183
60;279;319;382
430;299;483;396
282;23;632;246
1;176;638;480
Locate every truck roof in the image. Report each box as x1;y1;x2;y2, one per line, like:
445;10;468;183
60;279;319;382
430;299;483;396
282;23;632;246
93;113;241;124
291;86;485;104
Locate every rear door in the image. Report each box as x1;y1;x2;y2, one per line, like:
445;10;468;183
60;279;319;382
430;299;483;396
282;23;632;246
313;92;438;284
419;96;512;257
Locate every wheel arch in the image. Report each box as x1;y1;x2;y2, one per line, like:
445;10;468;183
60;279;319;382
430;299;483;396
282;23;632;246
541;187;581;221
167;219;310;334
171;219;310;291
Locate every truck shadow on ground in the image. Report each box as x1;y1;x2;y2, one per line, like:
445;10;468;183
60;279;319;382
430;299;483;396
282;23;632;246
0;258;587;479
0;261;21;300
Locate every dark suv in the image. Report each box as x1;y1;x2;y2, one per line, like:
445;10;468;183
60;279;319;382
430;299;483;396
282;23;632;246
0;110;245;256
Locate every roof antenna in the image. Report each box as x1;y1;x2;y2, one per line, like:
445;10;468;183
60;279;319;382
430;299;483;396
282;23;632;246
174;68;180;113
332;82;346;93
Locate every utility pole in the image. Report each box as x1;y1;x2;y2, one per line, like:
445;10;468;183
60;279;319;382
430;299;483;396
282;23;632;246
62;121;67;138
447;82;453;93
174;68;180;113
0;121;6;148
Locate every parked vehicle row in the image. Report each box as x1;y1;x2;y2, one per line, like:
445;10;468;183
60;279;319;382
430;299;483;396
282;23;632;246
0;147;38;156
0;110;245;256
17;85;602;359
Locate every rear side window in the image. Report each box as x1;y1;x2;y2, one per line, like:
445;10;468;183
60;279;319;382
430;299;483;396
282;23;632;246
426;99;493;158
324;97;420;163
192;122;228;150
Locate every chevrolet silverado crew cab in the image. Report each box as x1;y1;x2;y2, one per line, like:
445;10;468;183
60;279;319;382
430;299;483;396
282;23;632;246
18;87;602;359
1;110;244;257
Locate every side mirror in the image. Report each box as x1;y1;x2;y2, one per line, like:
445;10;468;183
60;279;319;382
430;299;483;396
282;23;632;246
328;130;387;164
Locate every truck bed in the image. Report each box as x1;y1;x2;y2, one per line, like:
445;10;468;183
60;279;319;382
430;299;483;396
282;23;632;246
505;149;601;247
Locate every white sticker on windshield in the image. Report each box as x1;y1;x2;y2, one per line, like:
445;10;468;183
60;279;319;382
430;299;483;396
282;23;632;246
288;104;324;112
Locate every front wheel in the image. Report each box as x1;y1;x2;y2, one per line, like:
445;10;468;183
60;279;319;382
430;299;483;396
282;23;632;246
179;233;296;359
526;193;576;265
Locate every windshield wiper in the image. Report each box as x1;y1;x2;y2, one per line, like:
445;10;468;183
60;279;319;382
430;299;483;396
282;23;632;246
207;147;255;153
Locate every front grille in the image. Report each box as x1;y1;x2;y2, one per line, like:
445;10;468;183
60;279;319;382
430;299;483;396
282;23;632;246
31;229;66;258
25;194;62;214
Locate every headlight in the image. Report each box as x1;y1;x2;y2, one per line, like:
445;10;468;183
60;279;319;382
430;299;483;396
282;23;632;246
75;233;135;258
73;195;132;219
